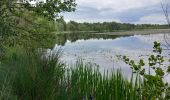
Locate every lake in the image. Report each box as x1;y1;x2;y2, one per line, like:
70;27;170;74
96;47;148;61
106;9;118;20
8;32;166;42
53;33;170;81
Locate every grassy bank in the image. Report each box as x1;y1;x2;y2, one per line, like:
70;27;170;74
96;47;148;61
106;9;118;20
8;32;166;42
0;48;142;100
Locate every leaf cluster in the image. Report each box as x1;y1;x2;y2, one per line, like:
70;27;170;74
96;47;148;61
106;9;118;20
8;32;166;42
122;41;170;99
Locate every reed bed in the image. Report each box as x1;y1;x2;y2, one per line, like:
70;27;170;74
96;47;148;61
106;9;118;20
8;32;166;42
59;61;141;100
0;48;142;100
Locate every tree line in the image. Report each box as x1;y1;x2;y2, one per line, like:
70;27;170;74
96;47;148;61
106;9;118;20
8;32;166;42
56;18;169;32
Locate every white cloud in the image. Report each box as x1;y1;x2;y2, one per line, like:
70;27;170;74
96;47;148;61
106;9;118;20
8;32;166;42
135;14;167;24
64;17;121;23
62;0;168;24
76;0;160;12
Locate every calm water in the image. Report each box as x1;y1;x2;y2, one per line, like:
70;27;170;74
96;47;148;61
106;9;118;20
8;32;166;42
53;33;170;81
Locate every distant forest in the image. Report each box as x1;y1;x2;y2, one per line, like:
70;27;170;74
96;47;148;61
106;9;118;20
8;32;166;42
56;18;169;32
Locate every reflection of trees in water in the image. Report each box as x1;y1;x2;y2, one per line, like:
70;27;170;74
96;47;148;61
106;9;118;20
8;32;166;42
56;33;123;46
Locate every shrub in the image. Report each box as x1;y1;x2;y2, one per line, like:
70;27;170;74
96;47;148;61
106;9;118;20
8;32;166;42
122;41;170;99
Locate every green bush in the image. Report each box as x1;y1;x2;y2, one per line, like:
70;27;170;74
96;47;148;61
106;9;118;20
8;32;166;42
122;41;170;100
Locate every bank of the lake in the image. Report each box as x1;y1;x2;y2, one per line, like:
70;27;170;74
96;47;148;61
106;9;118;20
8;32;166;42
60;29;170;36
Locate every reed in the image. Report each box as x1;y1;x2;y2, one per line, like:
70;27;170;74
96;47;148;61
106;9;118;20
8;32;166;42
0;47;65;100
0;48;142;100
59;60;141;100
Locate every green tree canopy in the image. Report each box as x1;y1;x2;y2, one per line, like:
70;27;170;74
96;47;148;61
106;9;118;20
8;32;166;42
0;0;76;48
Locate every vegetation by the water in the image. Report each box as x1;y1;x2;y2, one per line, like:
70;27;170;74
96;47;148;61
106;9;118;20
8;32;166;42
122;41;170;99
0;0;76;48
55;29;170;46
0;48;140;100
94;28;170;36
56;19;170;33
1;0;170;100
0;44;170;100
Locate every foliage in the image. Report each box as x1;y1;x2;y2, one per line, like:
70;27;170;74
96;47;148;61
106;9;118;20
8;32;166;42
56;20;169;32
31;0;76;20
122;41;170;100
1;12;57;48
60;60;141;100
0;47;65;100
0;47;143;100
1;39;170;100
0;0;76;48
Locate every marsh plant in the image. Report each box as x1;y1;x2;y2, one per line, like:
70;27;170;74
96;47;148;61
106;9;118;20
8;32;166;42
59;60;141;100
0;47;65;100
1;42;170;100
0;47;142;100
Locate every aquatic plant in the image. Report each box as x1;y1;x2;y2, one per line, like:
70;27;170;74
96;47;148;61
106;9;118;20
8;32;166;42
0;47;141;100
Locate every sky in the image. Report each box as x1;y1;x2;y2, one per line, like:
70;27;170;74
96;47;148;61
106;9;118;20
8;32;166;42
62;0;170;24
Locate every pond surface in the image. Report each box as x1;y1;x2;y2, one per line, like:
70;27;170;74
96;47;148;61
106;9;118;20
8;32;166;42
53;33;170;81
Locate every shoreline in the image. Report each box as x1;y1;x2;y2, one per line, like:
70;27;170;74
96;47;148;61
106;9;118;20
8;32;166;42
92;29;170;36
59;29;170;36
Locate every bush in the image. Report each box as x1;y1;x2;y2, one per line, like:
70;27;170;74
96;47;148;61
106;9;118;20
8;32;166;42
122;41;170;99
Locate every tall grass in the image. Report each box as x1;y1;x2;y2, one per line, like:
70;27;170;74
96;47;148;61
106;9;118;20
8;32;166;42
60;60;141;100
0;72;16;100
0;47;142;100
0;47;65;100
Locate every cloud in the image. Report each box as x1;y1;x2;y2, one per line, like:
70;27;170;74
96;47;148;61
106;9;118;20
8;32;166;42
113;4;164;23
135;14;167;24
62;0;169;24
63;6;121;23
76;0;160;12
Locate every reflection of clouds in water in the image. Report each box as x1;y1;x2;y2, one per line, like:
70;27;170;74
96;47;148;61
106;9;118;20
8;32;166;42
134;34;170;46
60;44;153;79
54;34;170;81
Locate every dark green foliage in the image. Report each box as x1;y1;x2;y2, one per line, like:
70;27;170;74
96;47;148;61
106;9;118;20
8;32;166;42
56;20;170;32
0;47;65;100
31;0;76;20
0;8;57;48
0;0;76;48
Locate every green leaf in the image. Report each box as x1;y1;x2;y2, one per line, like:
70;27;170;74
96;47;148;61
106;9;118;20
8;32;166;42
167;66;170;73
139;59;145;66
155;68;165;77
140;69;145;75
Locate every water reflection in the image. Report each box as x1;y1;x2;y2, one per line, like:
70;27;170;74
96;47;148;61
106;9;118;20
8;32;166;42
56;33;124;46
54;33;169;80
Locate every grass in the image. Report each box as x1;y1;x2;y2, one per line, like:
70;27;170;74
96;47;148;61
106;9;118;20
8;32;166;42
0;47;158;100
60;60;141;100
0;47;65;100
